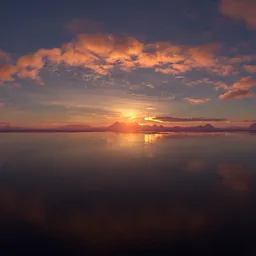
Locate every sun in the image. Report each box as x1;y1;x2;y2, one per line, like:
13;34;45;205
122;110;137;121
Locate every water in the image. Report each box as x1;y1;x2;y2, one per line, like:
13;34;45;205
0;132;256;255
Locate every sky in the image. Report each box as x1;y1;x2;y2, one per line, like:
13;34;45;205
0;0;256;127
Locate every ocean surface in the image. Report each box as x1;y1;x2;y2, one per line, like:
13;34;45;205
0;132;256;255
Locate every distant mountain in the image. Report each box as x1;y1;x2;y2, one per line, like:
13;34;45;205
108;122;140;132
249;123;256;130
59;124;92;131
0;121;252;133
203;124;214;129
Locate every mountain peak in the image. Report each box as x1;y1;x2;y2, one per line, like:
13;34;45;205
249;123;256;130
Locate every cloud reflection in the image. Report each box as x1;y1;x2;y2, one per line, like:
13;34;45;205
218;164;252;192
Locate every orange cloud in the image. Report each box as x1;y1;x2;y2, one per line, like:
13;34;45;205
187;44;220;67
184;97;210;104
233;76;256;89
0;64;16;81
212;65;234;76
17;68;41;81
220;0;256;29
36;48;62;63
16;54;44;70
244;65;256;73
16;54;45;83
73;34;114;56
219;89;253;100
228;55;255;64
137;53;159;68
0;34;224;83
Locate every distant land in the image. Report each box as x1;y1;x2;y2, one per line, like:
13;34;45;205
0;122;256;133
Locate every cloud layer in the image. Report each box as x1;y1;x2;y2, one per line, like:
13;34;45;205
0;27;255;101
0;34;221;83
151;117;227;123
184;97;210;104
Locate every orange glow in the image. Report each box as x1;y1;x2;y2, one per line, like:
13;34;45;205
144;117;163;123
144;134;164;144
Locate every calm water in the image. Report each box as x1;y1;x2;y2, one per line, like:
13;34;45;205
0;132;256;255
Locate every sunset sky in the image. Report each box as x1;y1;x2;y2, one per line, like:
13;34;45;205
0;0;256;127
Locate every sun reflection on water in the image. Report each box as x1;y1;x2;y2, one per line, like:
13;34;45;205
144;134;164;145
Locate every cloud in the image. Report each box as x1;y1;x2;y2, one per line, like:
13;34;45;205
233;76;256;89
151;117;226;123
186;78;215;86
184;97;210;104
17;69;44;85
219;89;253;100
228;55;255;64
244;65;256;73
212;65;234;77
16;54;44;70
186;44;220;68
215;81;230;91
16;54;45;83
0;34;224;83
220;0;256;29
36;48;62;63
0;102;4;107
0;64;16;81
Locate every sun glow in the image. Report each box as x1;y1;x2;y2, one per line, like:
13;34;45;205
144;116;163;123
144;134;164;144
122;110;138;121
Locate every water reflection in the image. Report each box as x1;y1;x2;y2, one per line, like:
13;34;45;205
218;164;252;192
0;133;256;254
144;134;164;144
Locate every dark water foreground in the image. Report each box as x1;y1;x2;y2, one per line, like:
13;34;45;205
0;132;256;255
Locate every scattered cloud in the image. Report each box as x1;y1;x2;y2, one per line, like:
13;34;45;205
186;78;215;86
0;64;16;81
145;84;155;89
151;117;226;123
244;65;256;73
219;89;253;100
184;97;210;104
186;44;220;68
0;33;223;84
232;76;256;89
228;55;255;64
220;0;256;29
16;54;44;70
